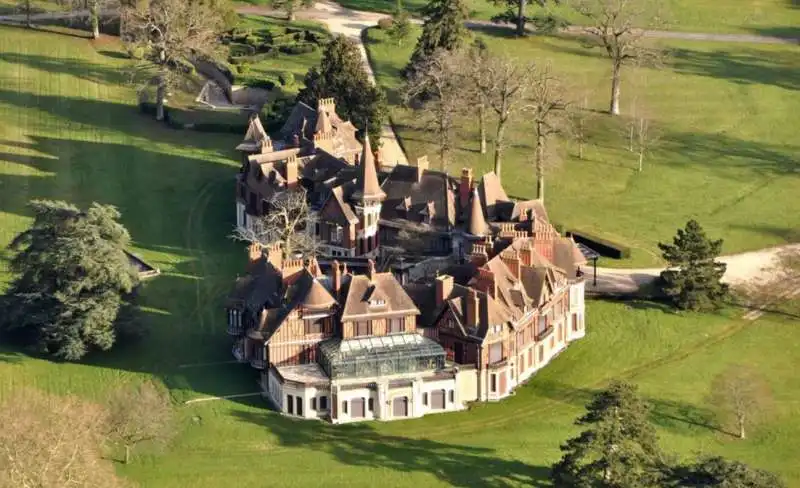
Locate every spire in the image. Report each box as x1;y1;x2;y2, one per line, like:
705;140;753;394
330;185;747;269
315;105;333;134
352;134;385;202
468;187;488;236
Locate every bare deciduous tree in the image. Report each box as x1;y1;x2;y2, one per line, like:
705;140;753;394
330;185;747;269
122;0;226;120
65;0;118;39
475;54;538;180
529;64;568;201
403;48;467;170
0;388;128;488
231;189;320;258
570;91;592;160
572;0;664;115
464;42;491;155
711;364;772;440
107;380;175;465
626;72;660;171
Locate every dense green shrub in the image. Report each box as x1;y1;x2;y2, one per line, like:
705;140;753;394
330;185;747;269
246;79;277;90
377;17;394;29
278;71;295;86
237;62;251;75
279;43;317;55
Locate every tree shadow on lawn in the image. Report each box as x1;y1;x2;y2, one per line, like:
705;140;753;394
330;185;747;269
233;409;554;487
0;50;126;85
669;47;800;91
747;26;800;42
658;130;800;178
530;382;728;437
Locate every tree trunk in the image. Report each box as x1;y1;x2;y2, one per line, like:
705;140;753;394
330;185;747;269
124;444;131;464
516;0;526;37
738;415;746;439
90;0;100;39
156;76;166;121
536;129;545;201
610;61;621;115
638;148;644;172
25;0;32;28
478;104;486;154
493;118;507;179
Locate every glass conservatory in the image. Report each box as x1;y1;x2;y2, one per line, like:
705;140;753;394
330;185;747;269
319;334;446;380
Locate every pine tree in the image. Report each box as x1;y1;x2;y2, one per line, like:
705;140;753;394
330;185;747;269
405;0;469;77
0;200;139;360
298;35;388;143
668;456;786;488
387;0;413;46
551;381;666;488
658;220;729;311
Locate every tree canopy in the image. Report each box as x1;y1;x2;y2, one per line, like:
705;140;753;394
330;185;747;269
298;35;387;142
668;456;786;488
658;219;729;311
0;200;139;360
405;0;470;76
551;381;666;487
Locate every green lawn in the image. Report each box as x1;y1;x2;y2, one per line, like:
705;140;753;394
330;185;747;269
3;23;800;488
338;0;800;36
365;26;800;267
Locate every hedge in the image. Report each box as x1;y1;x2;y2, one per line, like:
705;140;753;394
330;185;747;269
567;230;631;259
138;102;248;134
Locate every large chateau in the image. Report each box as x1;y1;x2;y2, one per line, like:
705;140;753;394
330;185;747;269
226;100;588;423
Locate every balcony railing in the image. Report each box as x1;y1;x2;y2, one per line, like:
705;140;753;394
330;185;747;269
227;322;244;336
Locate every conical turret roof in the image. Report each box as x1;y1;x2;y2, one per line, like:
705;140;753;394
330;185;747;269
468;187;488;236
301;274;337;310
352;135;386;202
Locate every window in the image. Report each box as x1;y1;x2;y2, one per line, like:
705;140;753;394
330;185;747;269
536;315;547;336
333;225;343;243
287;395;294;414
538;345;544;363
261;199;269;215
488;343;502;364
490;374;497;393
320;396;328;410
368;398;374;412
296;397;303;416
528;348;533;365
305;320;323;335
449;390;455;403
315;222;320;236
511;367;515;380
550;337;555;349
389;317;404;334
343;400;348;415
311;398;317;410
355;321;370;337
572;313;579;332
422;392;429;405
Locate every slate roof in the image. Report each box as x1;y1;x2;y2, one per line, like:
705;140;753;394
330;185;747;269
379;165;455;230
279;101;361;156
340;272;419;321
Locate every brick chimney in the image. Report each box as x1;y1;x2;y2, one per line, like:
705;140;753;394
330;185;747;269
466;288;479;327
265;242;283;269
459;168;473;208
285;154;298;190
500;250;521;280
415;156;429;183
435;274;454;307
367;259;377;282
331;259;342;295
247;242;263;268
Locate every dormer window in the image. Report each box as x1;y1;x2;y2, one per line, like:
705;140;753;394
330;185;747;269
368;298;385;307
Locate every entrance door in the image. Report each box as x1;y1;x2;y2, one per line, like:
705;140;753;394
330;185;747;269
499;372;507;395
431;390;445;410
351;398;366;418
393;396;408;417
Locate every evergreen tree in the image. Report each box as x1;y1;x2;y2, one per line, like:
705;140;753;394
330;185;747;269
658;220;729;311
387;0;413;46
668;456;786;488
551;381;666;488
405;0;469;76
298;35;387;143
0;200;139;360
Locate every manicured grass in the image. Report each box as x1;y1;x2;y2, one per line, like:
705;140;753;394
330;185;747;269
3;24;800;488
338;0;800;36
365;26;800;267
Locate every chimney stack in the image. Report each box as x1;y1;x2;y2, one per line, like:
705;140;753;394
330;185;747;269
466;288;479;327
367;259;377;281
435;274;454;307
459;168;473;208
415;156;429;183
285;154;298;190
331;259;342;295
247;242;263;268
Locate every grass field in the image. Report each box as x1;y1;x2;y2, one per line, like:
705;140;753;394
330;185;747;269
333;0;800;37
365;26;800;267
2;23;800;488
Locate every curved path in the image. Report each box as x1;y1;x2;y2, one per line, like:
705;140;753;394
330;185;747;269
588;243;800;296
